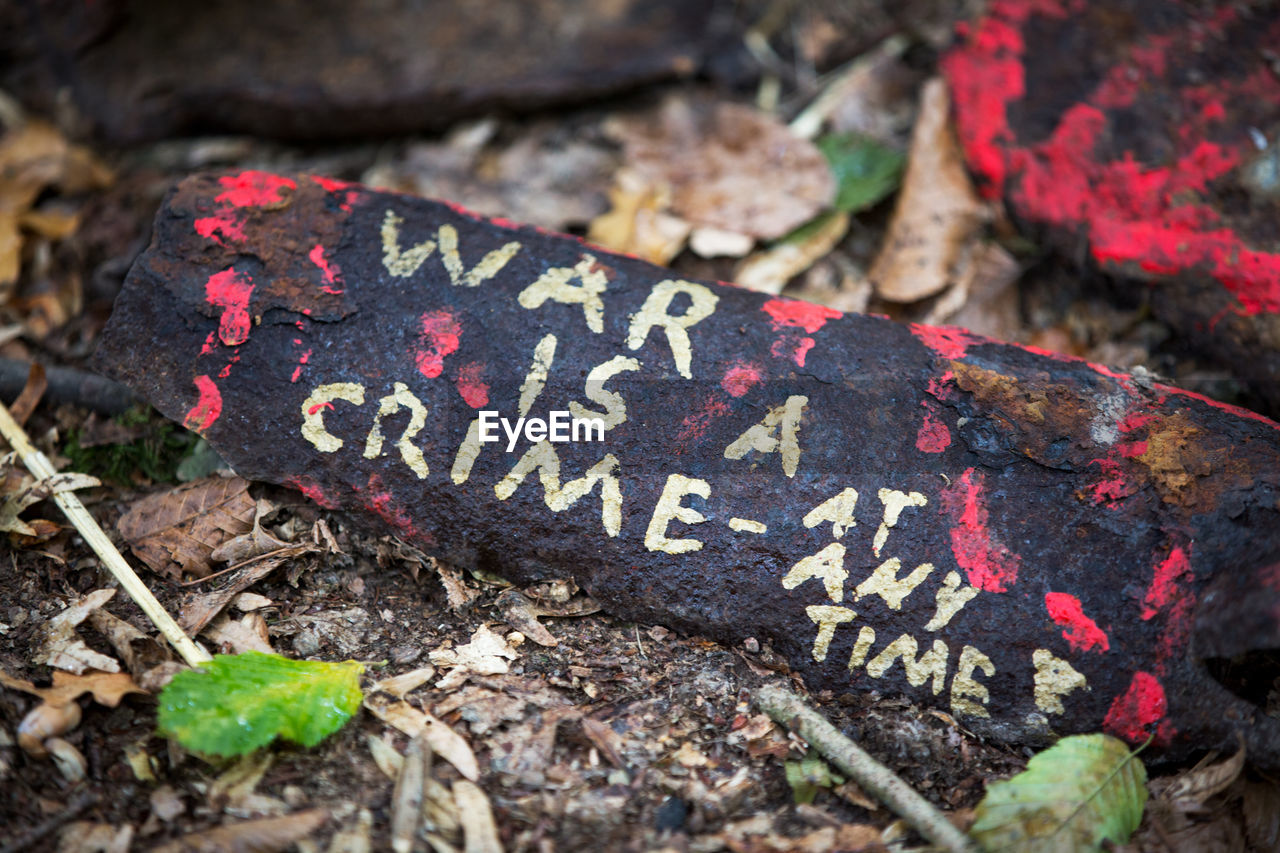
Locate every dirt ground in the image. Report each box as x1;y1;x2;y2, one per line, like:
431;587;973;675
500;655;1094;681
2;2;1279;851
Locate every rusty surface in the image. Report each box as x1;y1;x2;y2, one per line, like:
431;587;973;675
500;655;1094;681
94;172;1280;767
943;0;1280;412
3;0;727;142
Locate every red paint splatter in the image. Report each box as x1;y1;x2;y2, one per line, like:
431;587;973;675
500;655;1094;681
308;401;334;416
290;349;312;384
1103;671;1168;743
366;474;415;538
910;324;983;360
183;375;222;433
310;175;361;209
915;402;952;453
414;309;462;379
1142;546;1192;619
309;243;344;294
721;361;763;397
1086;457;1138;505
215;171;296;208
194;210;246;245
1045;592;1110;652
944;2;1280;315
288;477;337;510
1153;384;1280;431
199;331;217;356
205;268;255;346
762;298;842;333
939;468;1021;592
677;396;731;445
761;299;838;367
455;362;490;408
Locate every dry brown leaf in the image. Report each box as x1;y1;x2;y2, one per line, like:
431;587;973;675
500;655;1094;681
609;98;835;240
735;212;851;295
581;717;627;768
453;780;504;853
868;78;985;303
210;498;289;564
390;733;428;853
1;466;99;540
495;589;558;647
923;241;1022;339
207;752;273;813
587;167;691;266
118;476;256;579
367;733;404;780
0;119;112;297
203;613;275;655
1242;779;1280;850
1154;738;1247;810
149;809;328;853
433;685;540;737
327;807;373;853
88;608;165;676
179;543;314;635
370;666;437;699
56;821;134;853
689;226;755;259
487;705;580;786
429;625;520;689
362;693;480;781
34;589;121;673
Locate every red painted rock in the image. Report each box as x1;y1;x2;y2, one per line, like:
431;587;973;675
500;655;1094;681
94;172;1280;767
3;0;725;142
943;0;1280;412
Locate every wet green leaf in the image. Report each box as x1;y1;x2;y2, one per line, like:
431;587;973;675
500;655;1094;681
971;734;1148;852
817;132;904;214
157;652;364;757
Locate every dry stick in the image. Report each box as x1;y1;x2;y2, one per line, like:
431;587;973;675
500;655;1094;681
0;400;211;668
755;683;977;853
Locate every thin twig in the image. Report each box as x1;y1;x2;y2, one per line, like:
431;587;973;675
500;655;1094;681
0;399;211;667
754;682;977;853
0;791;98;853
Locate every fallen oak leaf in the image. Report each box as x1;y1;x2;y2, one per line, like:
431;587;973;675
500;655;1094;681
117;475;256;579
1;667;146;756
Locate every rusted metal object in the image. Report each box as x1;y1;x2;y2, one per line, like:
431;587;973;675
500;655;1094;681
94;172;1280;767
943;0;1280;413
4;0;724;142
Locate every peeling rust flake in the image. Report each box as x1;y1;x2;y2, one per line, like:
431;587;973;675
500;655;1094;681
94;172;1280;768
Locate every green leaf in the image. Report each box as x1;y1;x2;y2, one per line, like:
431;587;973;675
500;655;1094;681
175;438;229;482
970;734;1148;853
157;652;364;757
817;132;905;214
785;755;844;805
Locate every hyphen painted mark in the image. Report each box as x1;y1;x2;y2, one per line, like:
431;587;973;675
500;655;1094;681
415;309;462;379
1045;592;1110;652
940;468;1021;593
205;268;255;346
